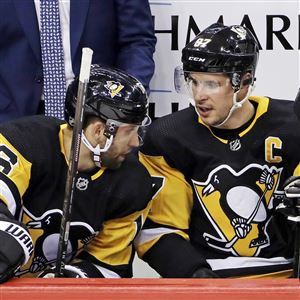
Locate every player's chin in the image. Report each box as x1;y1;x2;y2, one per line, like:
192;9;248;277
200;116;214;126
202;113;223;127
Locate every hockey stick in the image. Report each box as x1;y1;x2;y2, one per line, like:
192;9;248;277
206;172;277;250
55;48;93;277
205;187;268;250
224;187;267;249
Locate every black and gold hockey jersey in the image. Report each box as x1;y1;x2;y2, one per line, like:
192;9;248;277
137;96;300;278
0;115;153;278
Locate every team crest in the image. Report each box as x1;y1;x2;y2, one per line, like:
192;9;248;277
104;81;124;98
192;164;284;257
231;26;247;39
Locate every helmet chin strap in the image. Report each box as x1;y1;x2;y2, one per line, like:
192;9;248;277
81;131;113;168
214;84;253;128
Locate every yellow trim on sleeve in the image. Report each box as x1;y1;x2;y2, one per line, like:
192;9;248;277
0;134;32;201
85;201;152;266
293;163;300;176
231;268;293;279
139;153;193;230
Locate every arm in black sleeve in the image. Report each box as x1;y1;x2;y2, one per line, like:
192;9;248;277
142;233;217;278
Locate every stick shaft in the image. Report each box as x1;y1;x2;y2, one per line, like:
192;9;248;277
55;48;93;277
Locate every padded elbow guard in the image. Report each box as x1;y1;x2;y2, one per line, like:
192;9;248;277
0;215;33;282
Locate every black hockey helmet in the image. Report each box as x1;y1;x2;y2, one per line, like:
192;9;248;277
181;23;259;90
65;64;149;126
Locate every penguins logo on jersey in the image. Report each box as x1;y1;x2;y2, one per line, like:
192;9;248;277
16;207;96;276
104;81;124;98
192;163;283;257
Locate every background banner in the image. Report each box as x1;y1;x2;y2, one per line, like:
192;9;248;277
148;0;300;119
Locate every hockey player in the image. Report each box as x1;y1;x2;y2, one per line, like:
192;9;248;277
0;65;153;282
136;23;300;278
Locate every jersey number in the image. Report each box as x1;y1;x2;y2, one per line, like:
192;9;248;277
0;145;18;175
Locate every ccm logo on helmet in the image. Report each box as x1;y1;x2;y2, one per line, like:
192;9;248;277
188;56;206;62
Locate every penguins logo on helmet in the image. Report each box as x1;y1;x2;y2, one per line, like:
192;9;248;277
231;26;247;39
104;81;124;98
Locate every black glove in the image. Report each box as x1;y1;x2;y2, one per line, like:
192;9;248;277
0;216;33;283
191;267;219;278
38;264;88;278
276;176;300;221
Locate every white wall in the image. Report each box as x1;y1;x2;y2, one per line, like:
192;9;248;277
133;0;300;277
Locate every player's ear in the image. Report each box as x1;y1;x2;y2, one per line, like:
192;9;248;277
241;72;253;87
93;119;106;139
236;73;252;100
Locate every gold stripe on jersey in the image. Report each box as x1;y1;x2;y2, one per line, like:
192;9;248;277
139;153;193;229
240;96;269;137
0;133;31;203
91;167;106;180
293;162;300;176
84;201;152;266
137;235;161;258
231;269;292;279
58;124;68;164
197;96;269;144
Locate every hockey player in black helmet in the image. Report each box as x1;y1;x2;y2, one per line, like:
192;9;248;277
175;22;259;128
0;65;153;282
136;23;300;278
65;64;151;169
